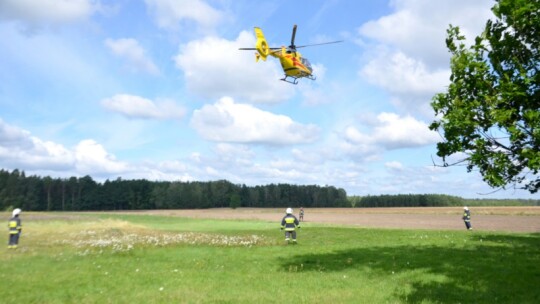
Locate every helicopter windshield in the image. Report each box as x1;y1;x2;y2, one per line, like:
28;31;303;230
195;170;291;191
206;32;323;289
301;57;313;72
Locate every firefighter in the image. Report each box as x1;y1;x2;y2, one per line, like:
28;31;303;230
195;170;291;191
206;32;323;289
281;208;300;244
299;207;304;222
8;208;22;249
462;206;472;230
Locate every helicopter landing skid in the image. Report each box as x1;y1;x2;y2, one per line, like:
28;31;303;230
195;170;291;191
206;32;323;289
280;74;316;85
281;76;299;85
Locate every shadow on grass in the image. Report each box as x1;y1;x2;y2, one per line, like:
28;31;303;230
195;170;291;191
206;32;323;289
281;233;540;303
471;233;540;247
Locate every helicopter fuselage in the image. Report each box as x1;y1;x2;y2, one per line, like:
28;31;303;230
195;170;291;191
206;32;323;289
270;47;313;79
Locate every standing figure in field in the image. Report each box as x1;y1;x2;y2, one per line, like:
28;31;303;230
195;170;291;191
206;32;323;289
462;206;472;230
299;207;304;222
8;208;22;249
281;208;300;244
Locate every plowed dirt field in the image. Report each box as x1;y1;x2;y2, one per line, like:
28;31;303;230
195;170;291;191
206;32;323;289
119;207;540;233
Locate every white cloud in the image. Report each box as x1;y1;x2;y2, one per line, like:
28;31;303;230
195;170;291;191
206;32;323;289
140;165;193;182
0;119;533;198
74;139;129;175
0;119;74;170
357;0;493;115
361;50;448;97
368;112;440;148
311;63;327;81
341;112;439;159
173;31;294;104
0;119;134;176
359;0;493;67
144;0;223;31
0;119;30;146
340;129;382;161
101;94;185;120
105;38;160;75
0;0;98;30
360;50;449;115
190;97;320;145
385;161;404;171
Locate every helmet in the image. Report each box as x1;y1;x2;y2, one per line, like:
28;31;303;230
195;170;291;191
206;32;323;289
286;208;293;214
12;208;21;216
464;206;469;211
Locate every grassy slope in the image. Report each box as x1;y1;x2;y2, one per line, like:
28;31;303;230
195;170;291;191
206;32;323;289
0;213;539;304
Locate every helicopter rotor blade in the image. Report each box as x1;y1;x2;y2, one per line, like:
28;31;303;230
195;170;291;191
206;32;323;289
290;24;297;48
239;47;281;50
295;40;344;48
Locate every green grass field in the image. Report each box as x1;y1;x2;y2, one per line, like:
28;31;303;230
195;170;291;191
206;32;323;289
1;213;539;303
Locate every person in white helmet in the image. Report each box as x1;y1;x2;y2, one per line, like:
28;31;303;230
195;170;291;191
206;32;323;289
8;208;22;249
462;206;472;230
281;208;300;244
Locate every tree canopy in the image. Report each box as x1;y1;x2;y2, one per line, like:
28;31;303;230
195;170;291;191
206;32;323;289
430;0;540;193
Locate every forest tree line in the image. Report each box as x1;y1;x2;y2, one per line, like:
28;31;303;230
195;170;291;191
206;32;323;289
349;194;539;207
2;169;537;211
0;169;348;211
349;194;465;207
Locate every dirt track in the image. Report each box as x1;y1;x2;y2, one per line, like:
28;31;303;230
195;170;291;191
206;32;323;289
121;207;540;233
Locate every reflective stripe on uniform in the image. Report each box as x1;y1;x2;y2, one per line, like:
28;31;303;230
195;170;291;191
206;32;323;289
8;219;21;234
281;214;299;231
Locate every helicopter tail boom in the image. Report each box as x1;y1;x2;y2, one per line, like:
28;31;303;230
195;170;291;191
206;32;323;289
254;27;269;61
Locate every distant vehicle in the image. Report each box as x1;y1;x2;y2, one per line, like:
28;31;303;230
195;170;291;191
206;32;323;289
239;25;342;84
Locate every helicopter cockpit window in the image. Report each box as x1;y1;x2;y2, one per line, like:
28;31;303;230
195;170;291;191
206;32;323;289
301;58;313;72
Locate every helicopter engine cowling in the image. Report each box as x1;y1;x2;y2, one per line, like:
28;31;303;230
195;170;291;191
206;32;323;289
254;27;269;61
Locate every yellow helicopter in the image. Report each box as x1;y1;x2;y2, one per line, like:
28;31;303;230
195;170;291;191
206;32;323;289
239;25;342;84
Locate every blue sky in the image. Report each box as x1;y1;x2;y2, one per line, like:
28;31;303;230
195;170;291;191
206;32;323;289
0;0;535;199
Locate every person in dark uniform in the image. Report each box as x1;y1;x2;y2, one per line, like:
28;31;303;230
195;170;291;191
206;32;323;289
462;206;472;230
281;208;300;244
8;208;22;249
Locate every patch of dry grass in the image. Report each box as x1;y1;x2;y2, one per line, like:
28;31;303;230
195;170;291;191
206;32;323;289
13;218;267;257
